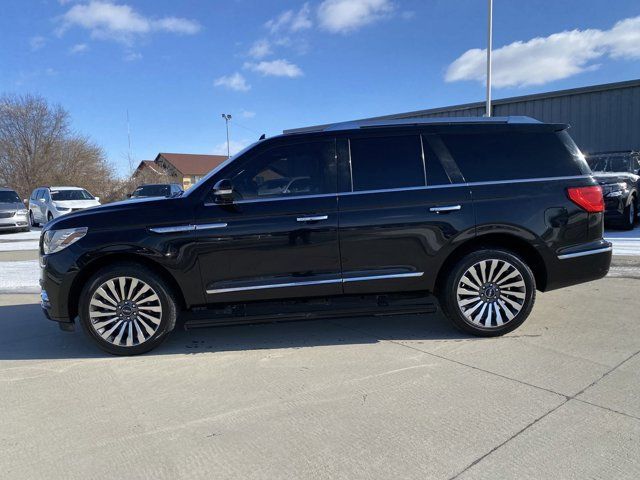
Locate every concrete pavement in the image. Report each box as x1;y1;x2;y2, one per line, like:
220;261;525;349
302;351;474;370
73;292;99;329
0;276;639;479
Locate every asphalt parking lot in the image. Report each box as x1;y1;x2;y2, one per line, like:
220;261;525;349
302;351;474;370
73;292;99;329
1;229;640;479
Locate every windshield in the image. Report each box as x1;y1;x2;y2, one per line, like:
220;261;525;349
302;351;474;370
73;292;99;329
132;185;171;197
51;189;94;201
0;191;21;203
587;157;630;173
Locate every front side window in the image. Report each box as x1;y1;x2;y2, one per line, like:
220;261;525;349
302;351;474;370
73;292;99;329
229;141;337;200
51;189;93;201
349;135;425;191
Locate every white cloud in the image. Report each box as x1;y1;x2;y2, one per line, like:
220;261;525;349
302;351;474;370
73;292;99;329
29;36;46;51
446;16;640;88
123;51;142;61
214;72;251;92
241;110;256;119
317;0;394;34
248;39;272;59
265;3;312;34
57;1;201;43
213;139;251;156
69;43;88;54
244;59;303;78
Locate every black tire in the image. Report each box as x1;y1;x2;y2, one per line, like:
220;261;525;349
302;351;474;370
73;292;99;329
47;212;53;223
438;249;536;337
620;198;637;230
29;211;39;227
79;262;178;355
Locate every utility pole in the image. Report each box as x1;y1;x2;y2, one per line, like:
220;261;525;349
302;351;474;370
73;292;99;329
127;109;133;172
485;0;493;117
221;114;232;158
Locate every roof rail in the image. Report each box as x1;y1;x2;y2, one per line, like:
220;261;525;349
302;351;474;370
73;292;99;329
287;116;542;134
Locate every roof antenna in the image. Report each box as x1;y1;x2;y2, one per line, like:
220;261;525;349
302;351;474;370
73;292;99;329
259;133;266;140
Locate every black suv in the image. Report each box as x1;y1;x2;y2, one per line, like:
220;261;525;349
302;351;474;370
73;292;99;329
586;154;639;230
40;117;612;355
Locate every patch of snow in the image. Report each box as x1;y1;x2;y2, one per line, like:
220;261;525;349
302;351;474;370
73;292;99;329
0;241;39;252
0;260;40;293
605;226;640;256
0;228;41;241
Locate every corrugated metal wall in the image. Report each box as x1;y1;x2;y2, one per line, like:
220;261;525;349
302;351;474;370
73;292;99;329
388;81;640;155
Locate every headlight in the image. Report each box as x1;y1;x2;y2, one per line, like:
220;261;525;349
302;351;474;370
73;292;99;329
16;209;28;216
54;203;71;211
603;182;627;197
43;227;87;255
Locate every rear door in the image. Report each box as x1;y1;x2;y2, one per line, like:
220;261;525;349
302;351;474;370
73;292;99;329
336;131;475;295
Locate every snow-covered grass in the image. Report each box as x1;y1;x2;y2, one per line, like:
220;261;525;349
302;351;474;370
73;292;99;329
605;225;640;257
0;228;41;241
0;260;40;293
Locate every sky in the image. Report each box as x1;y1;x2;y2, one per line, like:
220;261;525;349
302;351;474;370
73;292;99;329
2;0;640;176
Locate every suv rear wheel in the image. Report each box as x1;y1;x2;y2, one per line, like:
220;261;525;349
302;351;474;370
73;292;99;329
438;249;536;336
79;263;177;355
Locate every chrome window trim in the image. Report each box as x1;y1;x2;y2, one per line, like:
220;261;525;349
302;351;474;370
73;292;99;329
557;246;612;260
200;175;592;206
206;272;424;294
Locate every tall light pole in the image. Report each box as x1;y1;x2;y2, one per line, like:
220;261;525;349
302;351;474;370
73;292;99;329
221;114;232;158
485;0;493;117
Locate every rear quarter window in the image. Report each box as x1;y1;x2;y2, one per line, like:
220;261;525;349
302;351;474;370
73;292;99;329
441;131;587;182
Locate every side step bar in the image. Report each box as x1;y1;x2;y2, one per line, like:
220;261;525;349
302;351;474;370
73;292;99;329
182;293;437;330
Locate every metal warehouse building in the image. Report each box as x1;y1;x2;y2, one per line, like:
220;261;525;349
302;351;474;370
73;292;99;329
290;79;640;158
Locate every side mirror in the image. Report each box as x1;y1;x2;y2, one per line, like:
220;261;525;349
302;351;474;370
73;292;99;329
213;179;234;202
23;199;28;205
126;194;132;198
95;196;100;203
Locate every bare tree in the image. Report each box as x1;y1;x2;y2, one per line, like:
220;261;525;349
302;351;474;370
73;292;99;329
0;94;117;201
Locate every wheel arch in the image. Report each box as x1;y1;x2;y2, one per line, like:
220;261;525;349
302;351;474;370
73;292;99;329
67;253;187;320
435;233;548;294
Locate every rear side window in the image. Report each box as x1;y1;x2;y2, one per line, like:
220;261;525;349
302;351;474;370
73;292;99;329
440;131;585;182
422;138;452;186
349;135;424;191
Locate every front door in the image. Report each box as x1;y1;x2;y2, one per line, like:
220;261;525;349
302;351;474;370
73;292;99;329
336;132;475;295
194;138;342;303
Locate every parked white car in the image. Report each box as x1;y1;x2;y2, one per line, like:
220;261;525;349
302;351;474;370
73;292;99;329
0;187;29;232
28;186;101;226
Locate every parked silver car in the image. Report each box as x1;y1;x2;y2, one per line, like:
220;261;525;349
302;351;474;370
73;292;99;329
0;187;29;232
28;186;101;226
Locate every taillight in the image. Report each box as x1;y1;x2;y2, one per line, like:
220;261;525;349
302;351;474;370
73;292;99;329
567;186;604;213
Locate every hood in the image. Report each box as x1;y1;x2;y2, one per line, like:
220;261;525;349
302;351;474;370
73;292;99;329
0;202;23;213
44;196;176;232
592;172;639;185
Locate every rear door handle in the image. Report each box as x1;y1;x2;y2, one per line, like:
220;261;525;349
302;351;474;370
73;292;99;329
297;215;328;222
429;205;462;213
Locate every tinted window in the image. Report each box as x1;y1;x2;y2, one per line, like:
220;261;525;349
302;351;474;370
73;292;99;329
422;138;452;186
440;131;584;182
230;141;336;200
349;135;424;191
133;185;171;197
50;189;93;201
0;191;20;203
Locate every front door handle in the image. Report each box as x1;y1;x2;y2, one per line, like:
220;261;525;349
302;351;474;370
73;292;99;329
429;205;462;213
297;215;328;222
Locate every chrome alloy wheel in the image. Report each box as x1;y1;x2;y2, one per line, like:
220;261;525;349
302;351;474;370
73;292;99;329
88;277;162;347
456;259;526;328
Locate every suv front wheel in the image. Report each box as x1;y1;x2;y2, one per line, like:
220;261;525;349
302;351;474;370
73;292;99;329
439;249;536;336
79;263;177;355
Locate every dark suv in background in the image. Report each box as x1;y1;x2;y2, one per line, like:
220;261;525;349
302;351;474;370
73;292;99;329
40;117;611;355
587;153;639;229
